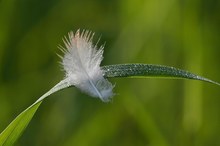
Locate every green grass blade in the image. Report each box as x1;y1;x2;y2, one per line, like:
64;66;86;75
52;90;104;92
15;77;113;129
102;64;220;86
0;102;41;146
0;79;70;146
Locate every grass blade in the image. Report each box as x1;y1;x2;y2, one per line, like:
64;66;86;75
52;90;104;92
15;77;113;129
0;63;219;146
102;64;220;86
0;79;70;146
0;102;41;146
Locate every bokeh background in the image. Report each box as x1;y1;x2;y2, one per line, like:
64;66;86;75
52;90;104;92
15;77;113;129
0;0;220;145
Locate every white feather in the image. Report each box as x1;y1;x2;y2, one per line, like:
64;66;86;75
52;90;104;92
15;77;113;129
60;29;114;102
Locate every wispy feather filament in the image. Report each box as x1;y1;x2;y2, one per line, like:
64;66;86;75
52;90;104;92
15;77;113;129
60;29;114;102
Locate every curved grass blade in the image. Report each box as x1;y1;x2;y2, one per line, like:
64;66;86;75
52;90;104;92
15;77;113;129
102;64;220;86
0;102;41;146
0;79;70;146
0;63;219;146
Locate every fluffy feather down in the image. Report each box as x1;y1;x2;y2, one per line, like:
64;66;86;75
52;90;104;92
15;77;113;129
60;29;114;102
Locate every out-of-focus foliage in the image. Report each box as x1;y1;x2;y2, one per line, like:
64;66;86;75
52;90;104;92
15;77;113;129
0;0;219;146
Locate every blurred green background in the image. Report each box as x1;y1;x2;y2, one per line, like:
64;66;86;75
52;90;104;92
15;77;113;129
0;0;220;145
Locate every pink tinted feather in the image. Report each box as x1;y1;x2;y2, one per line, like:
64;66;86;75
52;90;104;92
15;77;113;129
60;29;114;102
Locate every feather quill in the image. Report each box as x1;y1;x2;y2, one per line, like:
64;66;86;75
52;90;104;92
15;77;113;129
59;29;114;102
